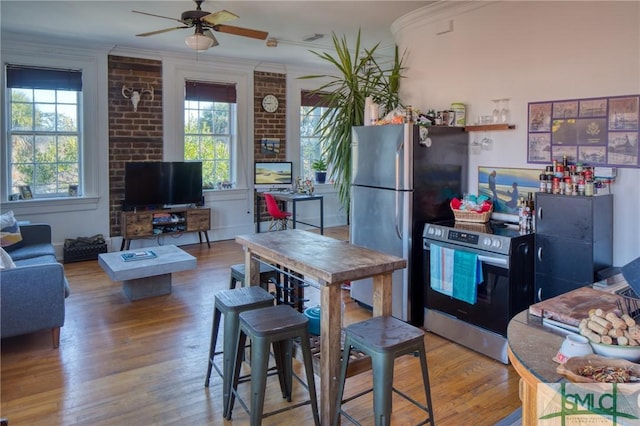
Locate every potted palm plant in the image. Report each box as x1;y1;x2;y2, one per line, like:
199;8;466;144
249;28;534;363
300;30;405;215
311;157;328;184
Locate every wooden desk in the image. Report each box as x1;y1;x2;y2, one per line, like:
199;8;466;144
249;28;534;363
235;229;407;425
256;192;324;234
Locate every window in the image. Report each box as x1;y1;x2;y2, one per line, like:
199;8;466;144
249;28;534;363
6;65;82;198
184;80;237;189
300;90;331;180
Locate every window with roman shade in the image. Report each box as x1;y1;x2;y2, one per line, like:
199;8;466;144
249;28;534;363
6;64;82;199
184;80;237;189
300;90;332;180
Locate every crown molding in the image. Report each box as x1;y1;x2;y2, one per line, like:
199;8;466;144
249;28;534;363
391;0;499;36
2;31;112;56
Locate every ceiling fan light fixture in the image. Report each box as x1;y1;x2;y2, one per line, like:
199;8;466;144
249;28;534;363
185;31;216;51
266;38;278;47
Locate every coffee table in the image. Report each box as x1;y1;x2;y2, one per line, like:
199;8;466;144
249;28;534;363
98;245;196;301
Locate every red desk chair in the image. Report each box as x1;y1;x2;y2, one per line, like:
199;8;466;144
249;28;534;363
264;193;292;231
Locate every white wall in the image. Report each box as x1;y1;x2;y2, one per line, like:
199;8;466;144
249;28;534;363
393;0;640;265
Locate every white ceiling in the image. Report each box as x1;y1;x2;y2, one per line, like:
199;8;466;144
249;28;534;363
1;1;432;66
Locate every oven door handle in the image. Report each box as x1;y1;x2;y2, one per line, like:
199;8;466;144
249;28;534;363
424;244;508;268
477;255;508;268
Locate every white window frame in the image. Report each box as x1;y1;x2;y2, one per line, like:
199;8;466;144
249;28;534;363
1;42;105;212
287;70;332;185
183;84;237;189
300;104;331;180
163;58;252;191
7;74;82;199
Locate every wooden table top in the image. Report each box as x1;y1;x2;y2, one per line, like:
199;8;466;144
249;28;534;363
507;310;565;384
235;229;407;285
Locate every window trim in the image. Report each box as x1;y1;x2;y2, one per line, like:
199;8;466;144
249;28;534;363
8;80;82;198
1;43;107;212
184;95;237;187
162;58;252;190
286;71;332;184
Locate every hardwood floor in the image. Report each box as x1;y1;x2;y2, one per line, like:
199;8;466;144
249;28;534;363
0;226;521;425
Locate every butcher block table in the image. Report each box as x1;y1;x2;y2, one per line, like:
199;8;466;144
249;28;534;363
235;229;407;425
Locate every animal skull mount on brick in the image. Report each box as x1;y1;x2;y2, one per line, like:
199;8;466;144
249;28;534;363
121;84;154;112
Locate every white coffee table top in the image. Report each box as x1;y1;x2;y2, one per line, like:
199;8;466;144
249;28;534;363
98;245;196;282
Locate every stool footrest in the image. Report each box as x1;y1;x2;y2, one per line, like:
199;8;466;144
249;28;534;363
299;334;372;378
228;370;314;420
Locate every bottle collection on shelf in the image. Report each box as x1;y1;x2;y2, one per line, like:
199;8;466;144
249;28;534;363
519;156;618;233
517;193;535;233
538;155;616;198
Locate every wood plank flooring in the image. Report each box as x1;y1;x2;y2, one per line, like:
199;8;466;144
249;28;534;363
1;226;522;425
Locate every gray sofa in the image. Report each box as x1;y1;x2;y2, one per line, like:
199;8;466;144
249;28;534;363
1;224;70;348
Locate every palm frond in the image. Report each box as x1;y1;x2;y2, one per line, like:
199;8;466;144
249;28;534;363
299;30;406;216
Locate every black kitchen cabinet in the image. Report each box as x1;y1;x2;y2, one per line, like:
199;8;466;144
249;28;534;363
534;193;613;301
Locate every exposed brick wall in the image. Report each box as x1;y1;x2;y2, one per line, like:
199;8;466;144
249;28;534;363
253;71;287;218
254;71;286;161
105;64;286;235
108;55;163;237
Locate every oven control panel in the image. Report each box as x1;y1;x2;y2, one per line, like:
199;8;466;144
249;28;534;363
448;230;479;245
423;223;512;255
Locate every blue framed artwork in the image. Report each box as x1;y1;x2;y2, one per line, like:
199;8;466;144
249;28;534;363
527;94;640;168
478;167;540;217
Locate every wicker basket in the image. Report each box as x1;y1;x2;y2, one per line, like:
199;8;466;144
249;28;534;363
452;207;492;223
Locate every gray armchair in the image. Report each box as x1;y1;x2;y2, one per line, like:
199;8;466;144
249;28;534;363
1;224;69;348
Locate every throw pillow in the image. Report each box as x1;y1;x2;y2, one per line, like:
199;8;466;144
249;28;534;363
0;247;16;270
0;210;23;248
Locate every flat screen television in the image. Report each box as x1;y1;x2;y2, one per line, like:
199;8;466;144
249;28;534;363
124;161;202;209
168;162;203;205
254;161;293;186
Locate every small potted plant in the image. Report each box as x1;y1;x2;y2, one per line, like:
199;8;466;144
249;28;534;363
311;157;328;184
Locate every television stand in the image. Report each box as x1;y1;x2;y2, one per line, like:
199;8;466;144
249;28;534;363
120;207;211;251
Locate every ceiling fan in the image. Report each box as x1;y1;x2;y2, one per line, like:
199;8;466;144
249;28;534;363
133;0;268;51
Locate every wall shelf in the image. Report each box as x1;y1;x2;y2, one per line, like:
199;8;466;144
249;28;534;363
464;124;516;132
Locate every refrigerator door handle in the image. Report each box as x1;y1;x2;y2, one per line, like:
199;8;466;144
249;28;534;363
395;141;403;191
395;148;403;239
395;190;402;239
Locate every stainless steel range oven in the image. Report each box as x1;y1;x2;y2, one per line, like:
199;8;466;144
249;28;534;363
422;220;534;364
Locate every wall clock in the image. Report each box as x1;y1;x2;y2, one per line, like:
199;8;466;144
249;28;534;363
261;94;279;113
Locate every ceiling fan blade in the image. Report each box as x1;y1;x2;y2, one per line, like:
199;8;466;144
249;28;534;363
136;26;189;37
132;10;186;24
201;10;239;26
212;24;268;40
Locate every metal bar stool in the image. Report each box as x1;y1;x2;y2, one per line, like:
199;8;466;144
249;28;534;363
333;316;435;426
229;262;279;291
226;304;320;425
204;286;277;419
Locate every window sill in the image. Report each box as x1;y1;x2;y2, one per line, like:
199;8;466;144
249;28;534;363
3;196;100;215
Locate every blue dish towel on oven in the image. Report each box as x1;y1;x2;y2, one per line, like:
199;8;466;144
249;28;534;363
452;250;482;305
430;244;454;297
430;244;482;304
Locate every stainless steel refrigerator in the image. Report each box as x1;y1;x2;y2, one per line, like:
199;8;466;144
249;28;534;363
350;124;468;324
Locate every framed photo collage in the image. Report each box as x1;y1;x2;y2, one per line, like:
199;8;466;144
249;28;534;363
527;95;639;168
